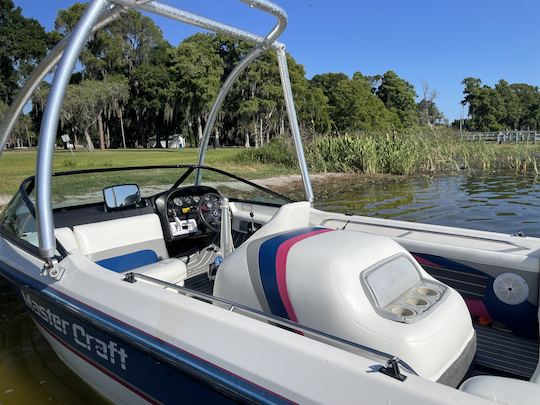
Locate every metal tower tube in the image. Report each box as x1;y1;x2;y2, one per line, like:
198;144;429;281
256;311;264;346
276;46;314;203
35;0;111;259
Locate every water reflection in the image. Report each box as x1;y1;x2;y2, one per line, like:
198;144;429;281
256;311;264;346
315;174;540;237
0;280;106;404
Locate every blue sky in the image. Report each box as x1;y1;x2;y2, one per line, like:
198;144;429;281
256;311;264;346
13;0;540;122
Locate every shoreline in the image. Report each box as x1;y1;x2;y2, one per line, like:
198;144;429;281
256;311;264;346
253;172;406;198
0;172;404;211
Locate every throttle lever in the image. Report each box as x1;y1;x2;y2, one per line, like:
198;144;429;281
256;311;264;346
249;211;255;233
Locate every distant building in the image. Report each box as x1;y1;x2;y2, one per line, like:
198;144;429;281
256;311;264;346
148;134;186;149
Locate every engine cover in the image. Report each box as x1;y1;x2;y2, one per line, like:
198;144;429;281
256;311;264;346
214;227;475;385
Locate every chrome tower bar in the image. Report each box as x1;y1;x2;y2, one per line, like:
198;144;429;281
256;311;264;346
35;0;113;259
10;0;314;260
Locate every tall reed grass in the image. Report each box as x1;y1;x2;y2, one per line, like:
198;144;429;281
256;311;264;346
237;130;540;175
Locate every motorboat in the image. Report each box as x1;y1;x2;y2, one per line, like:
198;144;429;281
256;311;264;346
0;1;539;403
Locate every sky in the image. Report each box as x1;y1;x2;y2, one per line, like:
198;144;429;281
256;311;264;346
12;0;540;122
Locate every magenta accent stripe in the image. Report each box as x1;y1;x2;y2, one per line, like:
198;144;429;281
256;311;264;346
411;254;439;268
275;229;334;322
464;298;491;318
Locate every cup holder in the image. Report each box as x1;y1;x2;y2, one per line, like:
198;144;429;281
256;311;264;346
405;297;429;306
378;282;445;323
416;287;439;297
390;306;416;318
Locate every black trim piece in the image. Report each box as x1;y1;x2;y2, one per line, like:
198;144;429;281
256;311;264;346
0;226;46;262
196;166;293;203
170;166;196;190
20;164;293;205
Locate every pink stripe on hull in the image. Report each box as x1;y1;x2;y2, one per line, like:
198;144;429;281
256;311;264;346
464;298;491;318
411;254;439;268
274;229;334;322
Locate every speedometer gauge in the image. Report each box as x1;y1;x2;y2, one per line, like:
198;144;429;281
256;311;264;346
193;196;200;203
173;197;182;206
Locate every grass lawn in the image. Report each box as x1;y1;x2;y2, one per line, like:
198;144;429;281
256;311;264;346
0;148;296;197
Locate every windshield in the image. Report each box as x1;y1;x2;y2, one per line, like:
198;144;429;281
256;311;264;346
181;168;292;206
46;167;187;209
18;166;292;210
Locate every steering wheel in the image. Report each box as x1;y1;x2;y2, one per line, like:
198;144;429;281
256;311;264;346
197;192;222;233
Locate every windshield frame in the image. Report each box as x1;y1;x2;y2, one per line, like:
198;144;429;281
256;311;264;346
20;164;294;207
0;165;293;260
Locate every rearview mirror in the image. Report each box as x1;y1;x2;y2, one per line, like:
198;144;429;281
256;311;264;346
103;184;141;210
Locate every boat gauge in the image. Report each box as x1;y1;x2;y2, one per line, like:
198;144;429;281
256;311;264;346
193;196;200;203
173;197;182;206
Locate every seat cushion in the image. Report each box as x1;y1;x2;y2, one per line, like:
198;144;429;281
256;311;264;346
96;250;159;273
460;376;540;405
137;258;187;285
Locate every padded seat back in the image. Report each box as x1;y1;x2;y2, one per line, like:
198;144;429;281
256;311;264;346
55;215;187;282
73;214;169;262
248;201;311;241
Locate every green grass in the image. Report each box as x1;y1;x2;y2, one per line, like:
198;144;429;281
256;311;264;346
0;148;295;197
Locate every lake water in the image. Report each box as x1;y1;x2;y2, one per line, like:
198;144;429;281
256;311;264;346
2;173;540;403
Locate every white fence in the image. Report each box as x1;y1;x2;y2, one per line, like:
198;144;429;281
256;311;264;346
461;131;540;143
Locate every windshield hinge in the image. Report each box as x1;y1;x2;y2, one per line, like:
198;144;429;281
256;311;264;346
122;272;137;283
41;258;64;280
379;356;407;382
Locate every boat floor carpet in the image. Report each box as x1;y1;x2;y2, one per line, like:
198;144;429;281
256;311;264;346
184;273;214;296
474;325;539;379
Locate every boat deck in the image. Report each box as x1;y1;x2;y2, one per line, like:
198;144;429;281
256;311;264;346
474;325;539;379
185;273;214;296
183;273;539;381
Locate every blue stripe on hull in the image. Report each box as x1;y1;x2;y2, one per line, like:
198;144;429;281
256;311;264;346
0;257;293;404
23;287;236;404
258;227;324;320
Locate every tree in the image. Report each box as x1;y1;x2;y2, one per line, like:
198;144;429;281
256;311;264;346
333;74;398;132
375;70;418;128
130;63;170;147
462;77;540;131
417;81;445;126
509;83;540;130
33;78;129;150
417;99;445;126
0;0;50;103
311;72;349;131
495;80;521;129
168;33;224;146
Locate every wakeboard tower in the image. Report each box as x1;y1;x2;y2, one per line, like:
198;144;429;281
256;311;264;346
0;1;539;404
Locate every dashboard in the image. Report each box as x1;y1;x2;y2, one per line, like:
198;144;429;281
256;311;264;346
154;185;220;242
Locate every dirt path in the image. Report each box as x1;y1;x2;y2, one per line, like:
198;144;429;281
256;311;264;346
0;195;10;210
253;172;405;199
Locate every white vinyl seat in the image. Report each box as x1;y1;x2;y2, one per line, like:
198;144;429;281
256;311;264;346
136;258;187;286
460;376;540;405
55;214;187;285
215;227;475;385
247;201;312;241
